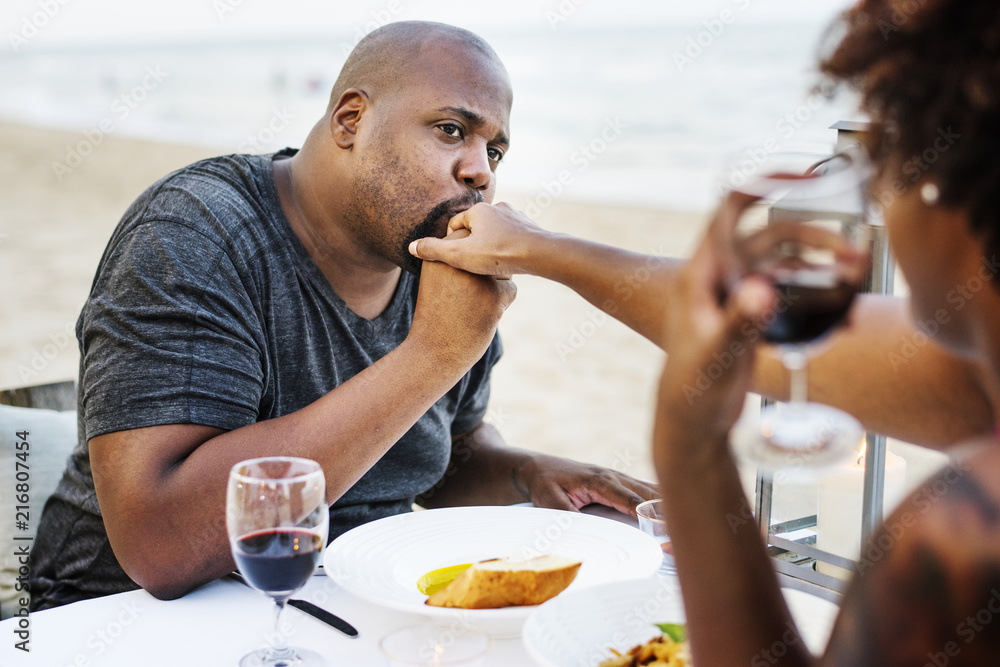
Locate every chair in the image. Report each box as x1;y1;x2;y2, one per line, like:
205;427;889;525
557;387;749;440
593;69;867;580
0;380;76;410
0;380;77;619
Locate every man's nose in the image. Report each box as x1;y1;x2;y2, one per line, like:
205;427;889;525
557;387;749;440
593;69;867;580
455;143;492;191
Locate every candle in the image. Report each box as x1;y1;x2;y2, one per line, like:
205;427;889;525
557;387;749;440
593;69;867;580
815;440;906;579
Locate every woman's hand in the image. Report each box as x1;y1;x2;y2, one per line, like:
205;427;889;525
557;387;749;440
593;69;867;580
654;192;776;471
409;202;549;278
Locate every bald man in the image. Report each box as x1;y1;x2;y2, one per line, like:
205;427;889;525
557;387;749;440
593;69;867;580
28;21;657;609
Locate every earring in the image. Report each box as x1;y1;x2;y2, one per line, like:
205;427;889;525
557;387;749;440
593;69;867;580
921;182;940;206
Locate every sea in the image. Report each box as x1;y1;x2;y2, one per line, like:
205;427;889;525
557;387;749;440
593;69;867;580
0;19;858;212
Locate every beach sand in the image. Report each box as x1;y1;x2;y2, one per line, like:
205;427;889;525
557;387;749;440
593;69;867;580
0;121;708;483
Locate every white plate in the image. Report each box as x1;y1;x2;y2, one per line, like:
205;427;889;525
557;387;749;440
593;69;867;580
523;576;840;667
323;506;663;638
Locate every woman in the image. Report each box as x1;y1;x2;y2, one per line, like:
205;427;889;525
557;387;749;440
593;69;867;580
655;0;1000;663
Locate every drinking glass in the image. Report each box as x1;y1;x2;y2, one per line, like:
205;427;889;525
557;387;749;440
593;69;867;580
721;144;871;476
227;457;329;667
636;499;675;576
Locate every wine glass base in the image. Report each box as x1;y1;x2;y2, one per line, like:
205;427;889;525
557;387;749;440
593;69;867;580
730;403;863;482
238;647;324;667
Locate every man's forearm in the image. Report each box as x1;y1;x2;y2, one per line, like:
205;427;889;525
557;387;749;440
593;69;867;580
93;336;482;599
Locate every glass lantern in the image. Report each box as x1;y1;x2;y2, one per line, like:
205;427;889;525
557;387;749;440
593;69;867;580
754;121;897;601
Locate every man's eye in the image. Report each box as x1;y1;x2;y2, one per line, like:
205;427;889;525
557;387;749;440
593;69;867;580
439;124;462;138
487;147;504;163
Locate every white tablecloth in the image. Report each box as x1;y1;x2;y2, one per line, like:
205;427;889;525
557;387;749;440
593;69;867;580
0;505;841;666
0;570;542;666
0;571;842;666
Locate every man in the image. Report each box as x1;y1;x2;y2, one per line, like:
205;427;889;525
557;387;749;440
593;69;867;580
29;21;656;610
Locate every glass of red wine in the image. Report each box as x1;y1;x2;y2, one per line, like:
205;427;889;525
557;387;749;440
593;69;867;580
227;457;328;667
721;144;872;477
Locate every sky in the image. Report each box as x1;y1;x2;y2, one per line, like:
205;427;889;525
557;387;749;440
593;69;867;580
2;0;857;50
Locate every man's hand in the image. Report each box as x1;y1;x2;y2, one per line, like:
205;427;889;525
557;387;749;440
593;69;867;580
419;422;657;516
516;453;659;517
409;202;547;278
409;238;517;371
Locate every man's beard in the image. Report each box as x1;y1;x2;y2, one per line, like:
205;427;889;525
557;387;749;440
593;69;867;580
344;140;485;274
400;190;484;276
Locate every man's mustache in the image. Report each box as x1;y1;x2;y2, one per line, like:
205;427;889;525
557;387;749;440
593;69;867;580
424;191;485;237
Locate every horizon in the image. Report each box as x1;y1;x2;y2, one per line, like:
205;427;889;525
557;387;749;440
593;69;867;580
2;0;855;53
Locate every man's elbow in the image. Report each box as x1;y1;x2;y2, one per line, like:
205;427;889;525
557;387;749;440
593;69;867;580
110;525;220;601
138;573;197;601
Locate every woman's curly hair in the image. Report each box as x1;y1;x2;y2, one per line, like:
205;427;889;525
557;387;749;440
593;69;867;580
820;0;1000;260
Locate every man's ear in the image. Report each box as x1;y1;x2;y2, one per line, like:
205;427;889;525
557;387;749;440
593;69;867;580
330;88;368;149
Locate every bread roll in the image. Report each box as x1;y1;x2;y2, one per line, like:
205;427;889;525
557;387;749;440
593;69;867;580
425;555;582;609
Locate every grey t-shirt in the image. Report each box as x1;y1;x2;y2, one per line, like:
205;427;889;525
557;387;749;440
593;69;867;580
30;149;501;606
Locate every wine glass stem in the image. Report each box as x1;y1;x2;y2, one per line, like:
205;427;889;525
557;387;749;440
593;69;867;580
784;349;808;404
269;598;295;660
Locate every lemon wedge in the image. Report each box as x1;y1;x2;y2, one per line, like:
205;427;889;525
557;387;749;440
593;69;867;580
417;563;473;595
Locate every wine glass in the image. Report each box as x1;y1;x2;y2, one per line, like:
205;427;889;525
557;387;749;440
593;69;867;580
227;457;329;667
721;144;872;477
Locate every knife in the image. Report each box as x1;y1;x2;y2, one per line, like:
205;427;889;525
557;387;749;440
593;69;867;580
228;571;360;639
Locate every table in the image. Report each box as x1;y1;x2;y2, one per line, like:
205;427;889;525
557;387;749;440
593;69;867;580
0;505;842;665
0;571;841;666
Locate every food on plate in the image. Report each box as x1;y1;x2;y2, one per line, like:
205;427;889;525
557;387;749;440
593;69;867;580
424;555;582;609
416;563;473;595
599;624;691;667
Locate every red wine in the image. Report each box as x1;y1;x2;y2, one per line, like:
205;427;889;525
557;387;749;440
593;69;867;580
234;528;322;594
764;281;857;345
